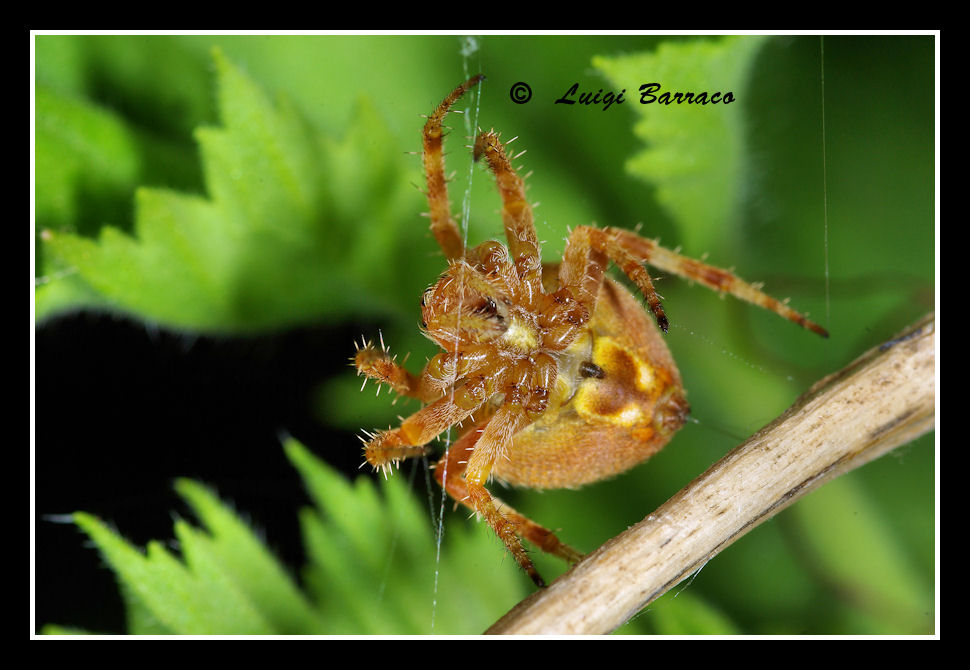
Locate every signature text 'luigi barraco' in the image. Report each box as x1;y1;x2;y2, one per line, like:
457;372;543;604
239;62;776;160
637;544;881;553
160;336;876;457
555;82;736;111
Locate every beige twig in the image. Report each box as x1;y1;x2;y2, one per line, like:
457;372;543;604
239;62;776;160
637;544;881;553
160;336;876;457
487;312;936;635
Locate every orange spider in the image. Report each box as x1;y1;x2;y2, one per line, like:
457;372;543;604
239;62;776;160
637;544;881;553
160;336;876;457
354;74;827;587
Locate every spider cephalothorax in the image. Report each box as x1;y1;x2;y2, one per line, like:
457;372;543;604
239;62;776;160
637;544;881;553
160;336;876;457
354;75;827;587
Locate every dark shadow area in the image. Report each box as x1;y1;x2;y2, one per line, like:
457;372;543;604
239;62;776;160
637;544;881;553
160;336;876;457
34;311;367;634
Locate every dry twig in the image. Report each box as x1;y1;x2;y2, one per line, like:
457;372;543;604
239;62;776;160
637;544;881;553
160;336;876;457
487;312;936;635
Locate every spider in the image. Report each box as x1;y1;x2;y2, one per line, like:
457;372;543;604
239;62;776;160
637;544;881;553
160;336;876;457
354;74;827;587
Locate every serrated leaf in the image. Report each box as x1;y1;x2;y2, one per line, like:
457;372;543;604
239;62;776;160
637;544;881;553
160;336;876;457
53;440;527;635
594;36;768;250
38;49;426;332
173;479;325;634
284;439;528;635
70;481;322;635
73;512;275;634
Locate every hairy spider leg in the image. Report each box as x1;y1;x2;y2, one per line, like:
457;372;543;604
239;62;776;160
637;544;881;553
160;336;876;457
560;226;670;333
473;130;543;305
362;393;481;476
434;423;583;588
422;74;485;261
598;226;829;337
361;337;518;470
354;339;441;402
354;330;503;405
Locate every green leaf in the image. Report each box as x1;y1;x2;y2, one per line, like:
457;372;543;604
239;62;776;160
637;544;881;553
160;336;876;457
594;36;768;250
284;439;529;634
53;440;528;635
34;86;142;236
38;49;426;332
72;512;274;634
172;479;325;634
67;478;326;634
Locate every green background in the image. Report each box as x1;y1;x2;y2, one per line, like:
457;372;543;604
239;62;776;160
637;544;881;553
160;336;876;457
34;34;936;635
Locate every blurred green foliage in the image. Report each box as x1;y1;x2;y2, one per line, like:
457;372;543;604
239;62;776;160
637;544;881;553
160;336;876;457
35;34;935;635
43;441;528;635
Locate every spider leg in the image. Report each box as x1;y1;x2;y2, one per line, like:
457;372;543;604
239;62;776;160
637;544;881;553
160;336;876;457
362;353;514;471
361;393;479;475
354;338;440;402
560;226;669;332
423;74;485;261
434;408;583;588
474;130;543;305
561;225;828;337
602;226;829;337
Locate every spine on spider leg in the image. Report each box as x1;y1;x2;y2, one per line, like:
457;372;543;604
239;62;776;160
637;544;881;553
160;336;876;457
353;340;419;398
359;429;428;475
422;74;486;261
